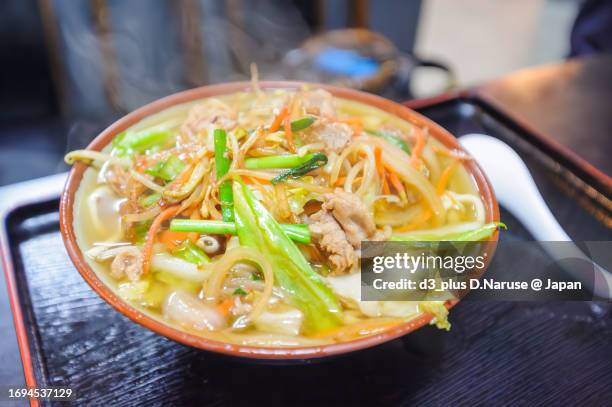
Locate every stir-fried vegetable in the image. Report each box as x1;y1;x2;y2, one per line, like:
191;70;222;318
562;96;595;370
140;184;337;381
145;155;186;181
139;192;161;208
112;129;172;157
142;206;181;275
366;129;411;153
214;128;234;222
170;219;311;244
133;220;153;245
244;153;317;169
233;179;342;332
271;153;328;184
390;222;506;242
233;287;248;296
162;160;208;201
290;116;316;132
172;240;210;265
410;127;426;167
68;85;502;347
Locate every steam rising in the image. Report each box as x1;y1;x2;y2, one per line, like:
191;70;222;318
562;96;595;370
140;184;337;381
52;0;313;119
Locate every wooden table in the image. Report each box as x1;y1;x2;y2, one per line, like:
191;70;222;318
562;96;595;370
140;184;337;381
476;54;612;184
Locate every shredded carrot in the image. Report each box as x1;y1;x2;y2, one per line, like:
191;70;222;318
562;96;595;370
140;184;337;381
374;146;390;194
311;318;402;339
283;117;296;153
334;176;346;186
334;176;363;187
170;165;194;190
142;205;180;275
436;160;459;195
158;230;191;250
242;175;265;185
410;127;426;168
396;208;433;232
340;117;363;136
387;170;406;200
240;173;271;185
269;106;289;133
216;298;234;317
135;156;149;173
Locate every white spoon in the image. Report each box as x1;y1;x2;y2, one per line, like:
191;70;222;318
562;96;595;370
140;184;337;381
460;134;611;299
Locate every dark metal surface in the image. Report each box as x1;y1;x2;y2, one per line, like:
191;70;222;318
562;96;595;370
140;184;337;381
1;99;611;406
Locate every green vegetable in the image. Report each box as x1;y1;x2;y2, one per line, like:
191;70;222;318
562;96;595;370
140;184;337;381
366;129;411;153
117;279;150;301
390;222;506;242
133;220;153;245
170;219;311;244
112;129;172;157
251;272;263;281
214;128;234;222
141;280;168;308
171;240;210;266
244;153;316;169
145;155;186;181
139;192;161;208
154;271;201;294
117;277;167;308
233;287;248;296
232;178;341;333
271;153;328;185
290;116;316;132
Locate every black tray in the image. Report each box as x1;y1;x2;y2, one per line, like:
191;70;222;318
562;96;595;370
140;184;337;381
1;97;610;406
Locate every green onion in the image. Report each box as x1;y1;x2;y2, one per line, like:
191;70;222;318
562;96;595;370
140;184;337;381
214;128;234;222
112;129;172;157
366;129;411;153
171;240;210;266
390;222;506;242
233;179;342;332
290;116;316;132
271;153;328;184
145;155;186;181
233;287;248;296
244;153;315;169
139;192;161;208
170;219;311;244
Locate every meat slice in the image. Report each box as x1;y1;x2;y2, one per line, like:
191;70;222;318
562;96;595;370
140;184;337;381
301;89;336;117
309;189;377;275
180;99;237;140
309;211;357;275
304;121;352;154
111;246;143;281
322;189;376;247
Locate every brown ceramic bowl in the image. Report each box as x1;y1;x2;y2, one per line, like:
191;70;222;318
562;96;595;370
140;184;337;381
60;81;499;361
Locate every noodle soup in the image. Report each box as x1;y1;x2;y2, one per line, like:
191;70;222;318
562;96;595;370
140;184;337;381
67;86;499;347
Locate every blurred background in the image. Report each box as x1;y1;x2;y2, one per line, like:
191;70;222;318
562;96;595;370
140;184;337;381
0;0;602;186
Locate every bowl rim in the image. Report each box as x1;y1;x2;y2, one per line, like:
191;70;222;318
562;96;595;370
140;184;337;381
59;81;500;359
